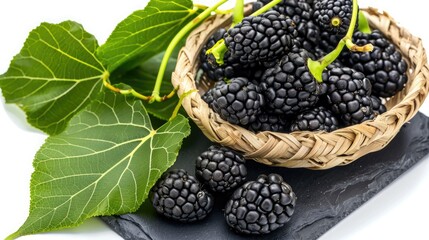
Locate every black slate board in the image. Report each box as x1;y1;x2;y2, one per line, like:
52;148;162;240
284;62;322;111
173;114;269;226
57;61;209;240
101;112;429;240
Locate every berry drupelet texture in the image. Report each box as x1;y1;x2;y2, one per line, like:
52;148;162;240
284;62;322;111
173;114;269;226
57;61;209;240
210;77;265;126
224;11;297;65
196;145;247;193
224;173;297;235
290;106;339;132
324;66;375;126
260;49;325;115
341;30;408;97
247;109;289;133
313;0;356;36
151;169;214;222
370;95;387;115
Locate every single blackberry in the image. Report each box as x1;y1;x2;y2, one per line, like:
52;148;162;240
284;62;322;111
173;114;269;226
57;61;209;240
224;173;297;235
324;66;375;126
370;95;387;115
196;145;247;193
341;30;408;97
247;109;289;133
260;49;325;115
290;106;339;132
224;11;297;65
151;169;214;222
313;0;357;36
210;77;265;126
200;28;235;82
252;0;313;26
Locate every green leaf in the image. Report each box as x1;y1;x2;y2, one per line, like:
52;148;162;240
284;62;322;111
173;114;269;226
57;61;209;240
0;21;105;135
113;50;184;120
7;90;190;239
97;0;200;73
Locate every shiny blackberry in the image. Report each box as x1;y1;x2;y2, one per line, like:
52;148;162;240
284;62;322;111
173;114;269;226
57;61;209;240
313;0;356;36
260;49;325;115
324;66;375;126
252;0;313;26
290;106;339;132
151;169;214;222
370;95;387;115
196;145;247;193
224;173;297;235
224;11;297;65
210;77;265;126
341;30;408;97
247;109;289;133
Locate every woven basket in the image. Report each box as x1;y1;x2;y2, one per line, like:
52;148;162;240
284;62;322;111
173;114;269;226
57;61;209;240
171;7;429;170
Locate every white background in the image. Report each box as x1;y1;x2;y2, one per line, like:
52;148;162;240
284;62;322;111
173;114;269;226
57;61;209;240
0;0;428;239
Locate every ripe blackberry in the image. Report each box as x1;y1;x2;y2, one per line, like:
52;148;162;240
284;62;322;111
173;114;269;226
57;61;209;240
201;81;226;106
370;95;387;115
341;30;408;97
295;20;321;52
324;66;375;126
313;0;357;36
252;0;313;26
290;106;339;132
196;145;247;193
260;49;325;115
200;28;235;82
247;109;289;133
210;77;265;126
224;11;297;65
224;173;297;235
151;169;214;222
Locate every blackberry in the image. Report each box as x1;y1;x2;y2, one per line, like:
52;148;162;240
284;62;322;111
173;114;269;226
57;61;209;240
370;95;387;115
290;106;339;132
295;20;321;52
224;173;297;235
341;30;408;97
260;49;325;115
324;66;375;126
252;0;313;26
313;0;357;36
196;145;247;193
247;109;289;133
318;29;343;52
151;169;214;222
224;11;297;65
201;81;226;106
210;77;265;126
200;28;235;82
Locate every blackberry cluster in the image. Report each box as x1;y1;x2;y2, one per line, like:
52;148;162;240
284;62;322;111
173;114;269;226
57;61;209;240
224;173;297;234
151;169;214;222
224;11;297;64
199;1;401;132
290;106;339;132
341;30;408;97
260;49;325;115
209;77;265;126
196;145;247;193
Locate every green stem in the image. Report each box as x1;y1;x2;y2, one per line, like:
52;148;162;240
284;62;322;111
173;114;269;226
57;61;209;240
207;0;282;65
307;0;373;82
169;90;196;121
232;0;244;26
150;0;228;103
358;11;372;34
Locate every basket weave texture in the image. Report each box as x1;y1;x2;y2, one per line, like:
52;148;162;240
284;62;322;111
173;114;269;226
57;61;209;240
171;7;429;170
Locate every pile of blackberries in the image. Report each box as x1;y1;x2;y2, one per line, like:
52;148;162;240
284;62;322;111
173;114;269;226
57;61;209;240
150;145;297;235
200;0;408;133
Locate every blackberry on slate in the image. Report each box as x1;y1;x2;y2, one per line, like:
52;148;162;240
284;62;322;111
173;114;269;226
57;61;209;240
313;0;356;36
324;66;375;126
224;173;297;235
196;145;247;193
341;30;408;97
260;49;325;115
290;106;339;132
210;77;265;126
151;169;214;222
224;11;297;65
247;109;289;133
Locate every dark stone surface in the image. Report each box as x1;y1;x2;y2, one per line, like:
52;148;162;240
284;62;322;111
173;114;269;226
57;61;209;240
101;112;429;240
